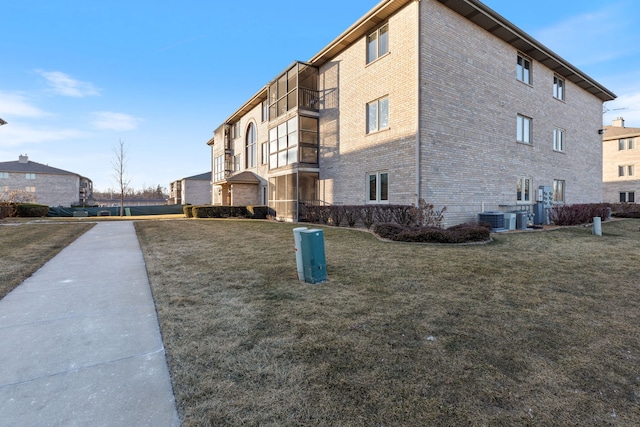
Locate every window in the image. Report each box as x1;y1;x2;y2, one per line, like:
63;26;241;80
25;173;36;180
261;101;268;122
268;65;298;120
517;54;531;84
245;123;257;168
517;114;532;144
367;23;389;63
367;172;389;204
619;138;635;150
0;172;8;179
261;142;268;165
25;186;36;192
620;192;635;203
231;122;241;139
234;154;241;172
516;176;532;203
2;186;8;192
618;165;635;177
268;116;318;169
269;117;298;169
553;76;565;100
553;180;565;203
367;96;389;134
214;155;225;181
553;128;565;152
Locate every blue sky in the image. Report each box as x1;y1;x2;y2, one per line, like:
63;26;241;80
1;0;639;192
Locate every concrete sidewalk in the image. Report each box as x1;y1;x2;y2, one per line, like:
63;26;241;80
0;221;180;426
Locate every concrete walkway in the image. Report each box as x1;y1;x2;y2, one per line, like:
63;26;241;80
0;221;180;426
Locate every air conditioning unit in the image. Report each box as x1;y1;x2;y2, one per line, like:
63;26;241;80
478;212;505;231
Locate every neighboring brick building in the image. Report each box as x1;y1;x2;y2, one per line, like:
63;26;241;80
0;154;93;206
169;172;212;205
602;118;640;203
206;0;615;224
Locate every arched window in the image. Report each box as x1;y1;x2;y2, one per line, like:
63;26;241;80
246;122;257;168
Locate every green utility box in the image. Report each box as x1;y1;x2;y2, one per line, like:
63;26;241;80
299;229;327;284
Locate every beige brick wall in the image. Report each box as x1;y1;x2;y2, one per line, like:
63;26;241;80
419;0;604;224
1;172;80;206
210;102;269;205
319;1;418;206
603;135;640;203
183;179;211;205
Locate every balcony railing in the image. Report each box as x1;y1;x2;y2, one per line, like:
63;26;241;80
299;88;319;111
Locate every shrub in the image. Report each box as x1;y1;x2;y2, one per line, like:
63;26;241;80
246;205;270;219
16;203;49;217
550;203;611;226
193;205;250;219
411;199;447;228
183;205;194;218
0;203;16;219
372;221;491;244
611;203;640;218
360;206;377;229
343;205;361;227
372;222;406;240
328;205;345;227
398;226;453;243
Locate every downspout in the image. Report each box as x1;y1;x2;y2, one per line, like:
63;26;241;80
415;0;421;207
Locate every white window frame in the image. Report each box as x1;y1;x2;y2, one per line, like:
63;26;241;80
25;186;36;193
553;179;565;204
213;155;225;181
0;172;8;179
233;154;241;172
367;96;389;134
517;54;532;84
553;76;565;100
261;142;268;165
25;173;36;180
245;122;257;169
516;176;532;204
367;171;389;204
517;114;532;144
553;128;565;152
366;23;389;64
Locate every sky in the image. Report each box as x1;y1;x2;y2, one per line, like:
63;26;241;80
1;0;639;192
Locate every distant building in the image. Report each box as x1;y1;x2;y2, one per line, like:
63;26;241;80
206;0;615;224
169;172;211;205
603;118;640;203
0;154;93;206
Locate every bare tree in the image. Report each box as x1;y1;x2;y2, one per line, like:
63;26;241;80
112;139;131;216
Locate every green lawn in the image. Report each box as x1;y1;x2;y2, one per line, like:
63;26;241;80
135;219;640;426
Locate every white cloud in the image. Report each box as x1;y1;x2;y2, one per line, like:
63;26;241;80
36;70;100;97
535;5;638;67
90;111;141;131
0;91;50;118
604;90;640;127
0;122;88;146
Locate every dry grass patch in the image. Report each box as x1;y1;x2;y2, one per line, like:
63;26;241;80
0;221;94;299
135;219;640;426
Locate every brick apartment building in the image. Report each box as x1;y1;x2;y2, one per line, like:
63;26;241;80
206;0;615;224
0;154;93;206
602;117;640;203
169;172;212;205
